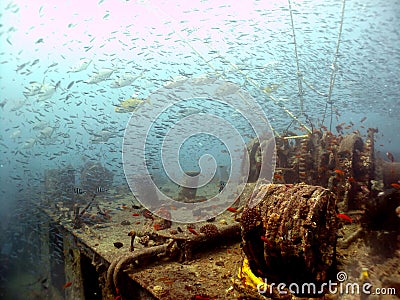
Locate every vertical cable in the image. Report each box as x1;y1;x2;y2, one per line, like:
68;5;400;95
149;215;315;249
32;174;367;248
323;0;346;130
288;0;304;115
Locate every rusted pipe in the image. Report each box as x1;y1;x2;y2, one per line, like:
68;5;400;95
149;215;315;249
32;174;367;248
106;223;241;295
106;244;171;295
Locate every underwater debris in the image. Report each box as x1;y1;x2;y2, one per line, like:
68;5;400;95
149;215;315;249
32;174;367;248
120;220;131;226
152;285;168;298
106;244;174;296
113;242;123;249
338;227;363;249
152;207;172;231
240;183;338;295
128;230;136;252
199;224;219;237
142;209;154;220
138;235;150;247
72;191;111;228
153;220;172;231
245;129;382;213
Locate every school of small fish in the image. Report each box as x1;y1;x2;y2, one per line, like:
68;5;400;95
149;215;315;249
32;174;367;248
0;0;399;298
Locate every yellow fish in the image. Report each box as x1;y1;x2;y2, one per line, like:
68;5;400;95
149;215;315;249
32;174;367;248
114;97;150;113
359;267;369;281
263;83;280;94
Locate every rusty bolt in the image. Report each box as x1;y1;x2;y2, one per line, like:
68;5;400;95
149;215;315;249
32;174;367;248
128;230;136;252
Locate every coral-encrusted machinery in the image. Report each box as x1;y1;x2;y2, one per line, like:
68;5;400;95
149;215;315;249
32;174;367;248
245;128;393;212
237;129;400;299
241;184;337;281
31;130;399;300
239;183;338;298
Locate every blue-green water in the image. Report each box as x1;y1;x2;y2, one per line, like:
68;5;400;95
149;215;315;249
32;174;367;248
0;0;399;298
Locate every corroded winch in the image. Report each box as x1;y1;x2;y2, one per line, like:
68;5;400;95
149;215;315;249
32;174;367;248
244;129;379;212
240;183;338;297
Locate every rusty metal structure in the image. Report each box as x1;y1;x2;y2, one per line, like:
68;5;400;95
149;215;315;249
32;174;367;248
241;184;338;283
240;183;338;298
235;129;400;299
245;128;386;213
11;131;399;300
